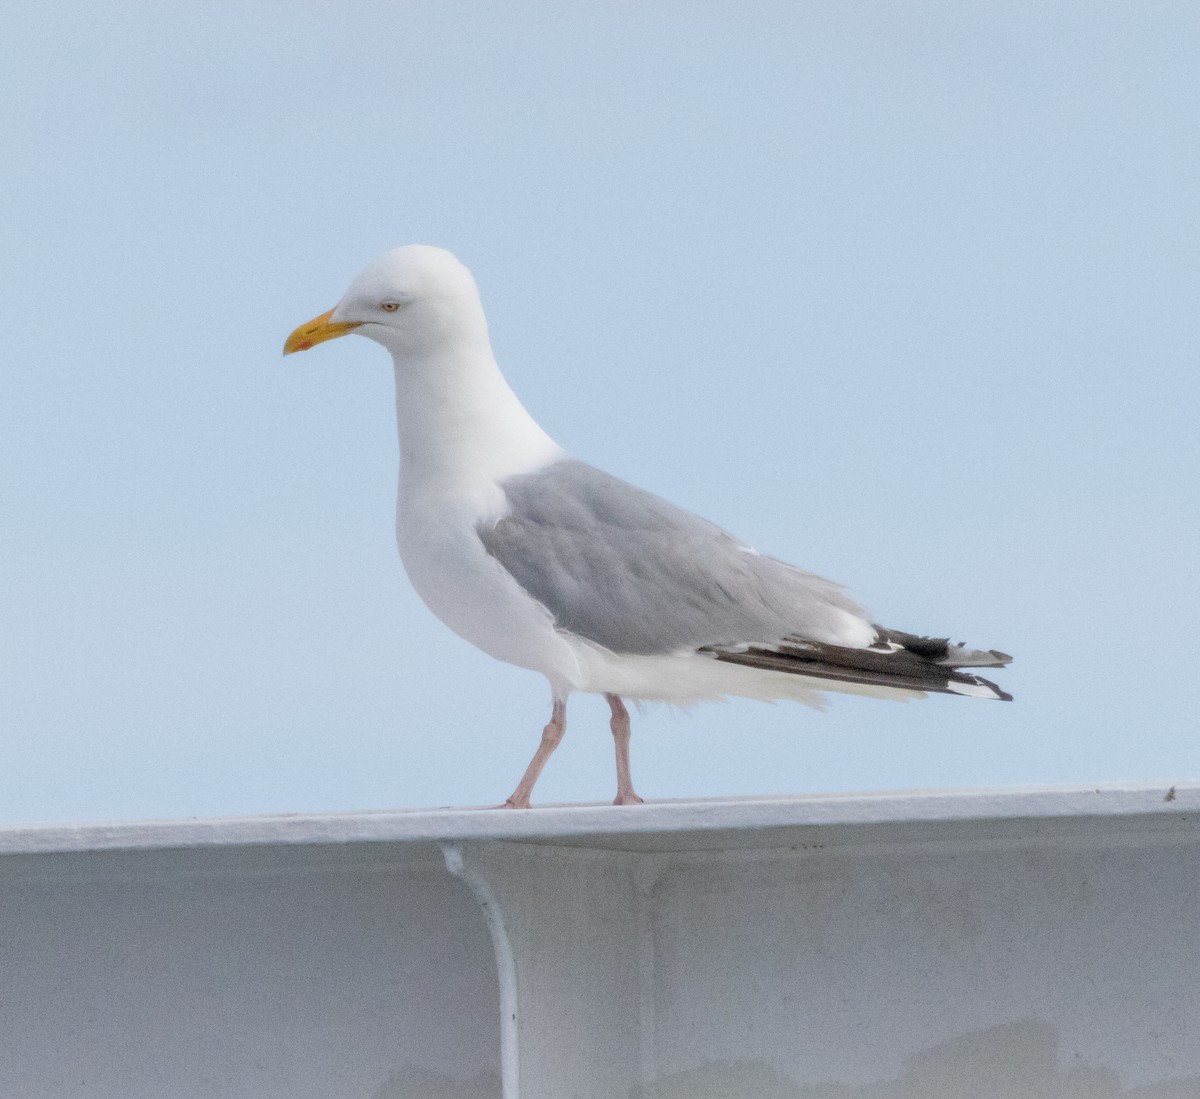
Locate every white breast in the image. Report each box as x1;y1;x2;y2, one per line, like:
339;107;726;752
395;486;583;691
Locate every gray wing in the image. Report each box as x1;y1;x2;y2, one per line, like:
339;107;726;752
478;459;1014;701
477;459;868;655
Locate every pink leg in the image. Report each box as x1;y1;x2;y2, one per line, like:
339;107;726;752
606;694;644;806
502;698;567;809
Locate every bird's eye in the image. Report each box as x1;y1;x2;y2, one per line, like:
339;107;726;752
380;301;401;312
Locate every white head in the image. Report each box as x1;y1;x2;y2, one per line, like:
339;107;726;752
284;245;490;359
284;244;562;480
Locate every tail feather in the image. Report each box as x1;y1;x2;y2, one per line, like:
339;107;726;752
873;627;1012;669
702;625;1013;702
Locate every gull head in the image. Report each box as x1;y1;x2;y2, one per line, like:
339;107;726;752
283;245;487;359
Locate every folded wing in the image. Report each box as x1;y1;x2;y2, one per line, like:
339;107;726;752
478;459;1012;700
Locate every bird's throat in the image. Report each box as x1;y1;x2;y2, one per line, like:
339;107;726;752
391;347;562;492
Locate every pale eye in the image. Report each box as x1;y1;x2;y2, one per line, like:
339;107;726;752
380;301;401;312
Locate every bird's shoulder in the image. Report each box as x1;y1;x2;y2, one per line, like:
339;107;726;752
488;457;734;542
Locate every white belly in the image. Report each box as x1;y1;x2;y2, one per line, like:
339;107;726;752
396;492;582;690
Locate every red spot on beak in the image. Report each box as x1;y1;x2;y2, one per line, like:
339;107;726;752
297;341;313;351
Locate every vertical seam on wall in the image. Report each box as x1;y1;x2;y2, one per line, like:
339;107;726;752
634;852;668;1098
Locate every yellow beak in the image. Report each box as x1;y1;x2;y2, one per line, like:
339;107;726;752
282;309;362;355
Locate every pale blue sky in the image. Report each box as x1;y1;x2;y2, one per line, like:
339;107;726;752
2;3;1197;824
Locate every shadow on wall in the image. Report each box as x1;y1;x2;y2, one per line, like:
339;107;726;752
374;1066;501;1099
370;1021;1199;1098
645;1020;1200;1099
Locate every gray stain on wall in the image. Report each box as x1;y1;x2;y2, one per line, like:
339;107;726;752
371;1021;1200;1099
646;1020;1200;1099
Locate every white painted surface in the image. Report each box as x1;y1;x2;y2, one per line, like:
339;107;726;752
3;783;1194;855
0;846;500;1099
2;784;1198;1097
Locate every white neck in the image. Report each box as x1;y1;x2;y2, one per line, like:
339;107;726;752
388;332;562;494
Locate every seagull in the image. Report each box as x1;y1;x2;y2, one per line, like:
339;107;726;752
284;245;1011;808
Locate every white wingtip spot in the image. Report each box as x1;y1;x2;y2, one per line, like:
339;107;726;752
947;680;1000;700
